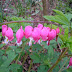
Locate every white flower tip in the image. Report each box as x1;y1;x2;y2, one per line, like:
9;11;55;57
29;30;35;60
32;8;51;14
29;37;33;46
38;40;40;44
29;41;32;46
46;41;48;45
16;40;22;46
67;65;69;69
4;37;9;44
38;39;42;44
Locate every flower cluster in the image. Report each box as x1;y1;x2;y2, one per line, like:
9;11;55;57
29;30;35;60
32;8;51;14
2;24;60;46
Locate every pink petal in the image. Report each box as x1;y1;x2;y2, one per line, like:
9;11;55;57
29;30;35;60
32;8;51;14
16;26;24;43
32;27;40;43
56;27;60;35
69;57;72;66
5;27;14;41
25;26;33;38
37;24;43;30
2;25;7;36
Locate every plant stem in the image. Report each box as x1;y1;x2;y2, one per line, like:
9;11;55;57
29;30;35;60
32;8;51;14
28;59;32;72
16;43;25;63
47;48;68;72
22;52;28;65
0;21;58;25
58;57;70;72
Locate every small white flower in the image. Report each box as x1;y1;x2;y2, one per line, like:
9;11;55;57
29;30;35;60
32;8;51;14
16;40;22;46
46;41;48;45
4;36;9;44
38;39;43;44
29;37;33;46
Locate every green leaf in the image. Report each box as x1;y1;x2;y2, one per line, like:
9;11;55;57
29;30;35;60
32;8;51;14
69;44;72;53
0;68;9;72
9;64;21;72
38;65;48;72
59;34;65;42
0;44;5;48
32;44;42;52
47;45;54;57
0;50;5;55
66;67;72;72
44;15;69;25
65;13;72;21
30;53;41;63
52;9;65;16
52;9;69;23
0;50;18;68
64;27;69;39
44;9;69;25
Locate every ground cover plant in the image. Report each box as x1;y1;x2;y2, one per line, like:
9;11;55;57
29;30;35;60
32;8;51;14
0;0;72;72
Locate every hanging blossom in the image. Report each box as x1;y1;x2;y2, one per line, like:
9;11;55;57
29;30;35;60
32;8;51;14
24;26;33;46
56;27;60;36
16;26;24;46
67;57;72;68
41;27;50;41
2;25;14;44
47;29;56;45
56;27;60;41
37;24;43;44
32;27;41;44
32;24;43;44
2;25;7;36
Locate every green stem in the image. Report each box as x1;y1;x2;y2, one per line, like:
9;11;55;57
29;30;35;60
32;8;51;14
28;46;33;72
28;59;32;72
47;48;68;72
16;43;25;63
58;57;70;72
22;52;28;65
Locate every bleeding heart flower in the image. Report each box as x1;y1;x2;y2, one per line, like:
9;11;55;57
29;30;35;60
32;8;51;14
56;27;60;41
24;26;33;46
37;24;43;44
37;24;43;30
56;27;60;35
16;26;24;46
25;26;33;39
47;29;56;45
69;57;72;66
32;27;41;44
2;25;7;36
67;57;72;68
41;27;49;41
5;27;14;41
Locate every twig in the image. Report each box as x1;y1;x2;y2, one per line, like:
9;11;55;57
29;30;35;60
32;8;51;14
0;20;64;34
0;21;58;25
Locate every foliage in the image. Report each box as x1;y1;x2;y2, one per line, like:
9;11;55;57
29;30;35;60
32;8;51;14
59;28;72;52
44;9;70;25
